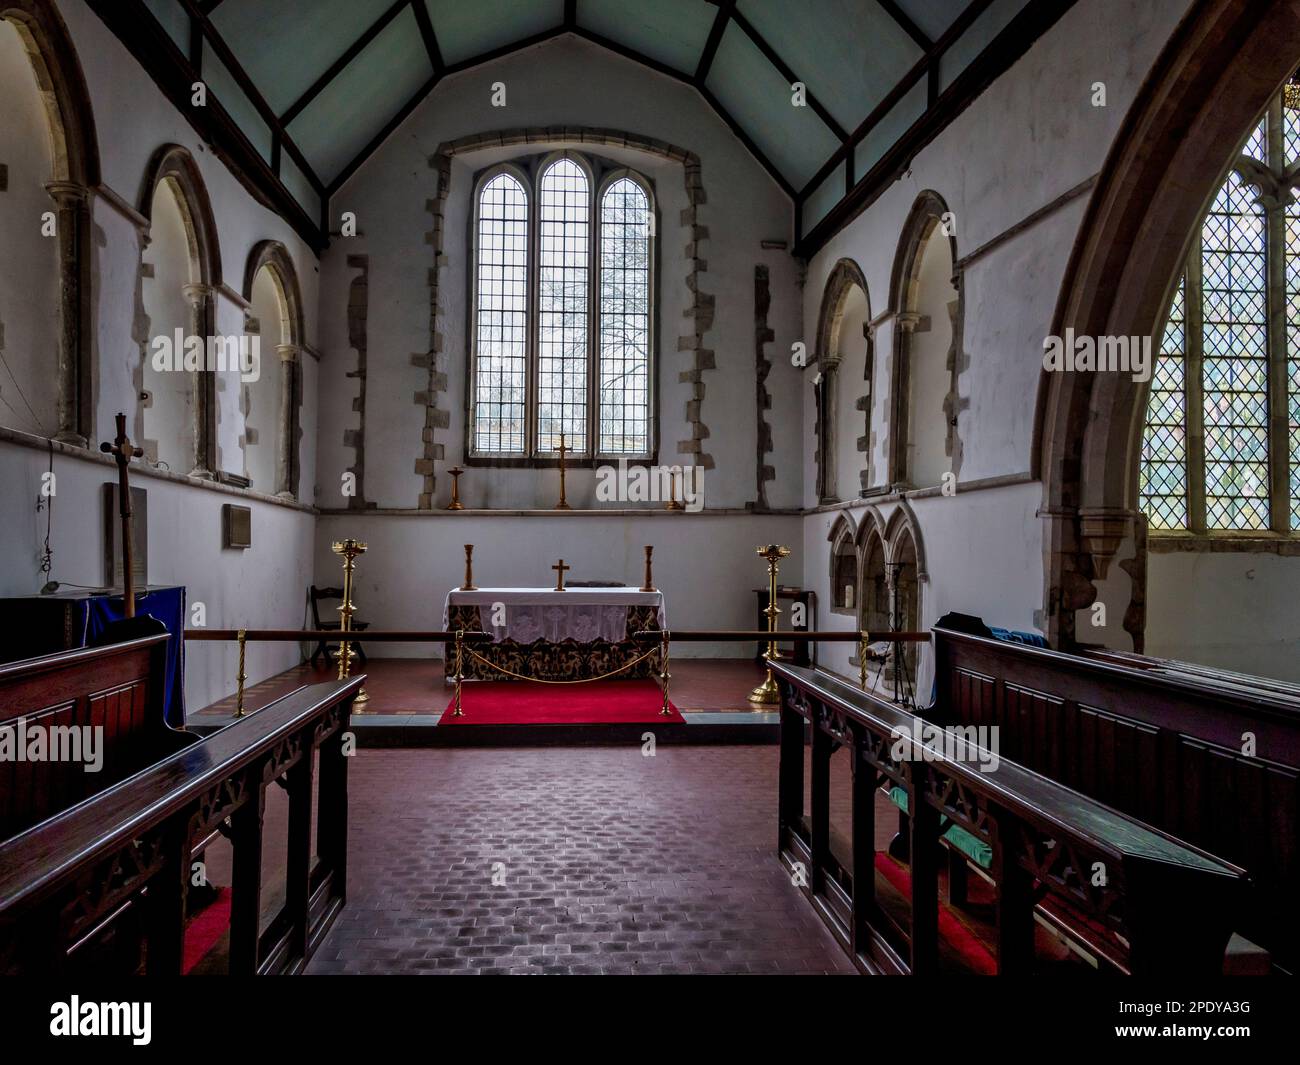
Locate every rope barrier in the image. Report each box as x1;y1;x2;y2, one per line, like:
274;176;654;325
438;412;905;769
462;643;661;685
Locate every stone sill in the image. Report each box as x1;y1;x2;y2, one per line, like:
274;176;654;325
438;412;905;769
0;426;316;515
1149;533;1300;555
808;471;1035;513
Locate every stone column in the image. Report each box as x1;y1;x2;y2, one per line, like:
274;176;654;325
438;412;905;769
182;281;216;479
275;342;299;498
45;181;91;446
817;351;842;504
889;312;923;485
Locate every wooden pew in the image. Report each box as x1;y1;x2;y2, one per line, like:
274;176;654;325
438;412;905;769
771;660;1249;976
0;633;196;840
931;620;1299;970
0;677;361;976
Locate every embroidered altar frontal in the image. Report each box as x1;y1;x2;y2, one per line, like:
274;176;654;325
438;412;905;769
443;588;666;681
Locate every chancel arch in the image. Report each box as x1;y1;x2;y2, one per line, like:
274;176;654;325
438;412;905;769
137;144;222;478
814;257;873;503
888;191;961;490
1039;0;1300;652
242;240;303;498
0;0;99;445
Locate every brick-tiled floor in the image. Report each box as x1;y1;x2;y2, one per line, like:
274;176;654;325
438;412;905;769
307;745;857;975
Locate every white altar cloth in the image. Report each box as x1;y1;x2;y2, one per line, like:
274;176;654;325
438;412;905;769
443;588;666;644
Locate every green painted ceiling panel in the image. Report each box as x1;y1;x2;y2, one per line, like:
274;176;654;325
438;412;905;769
143;0;188;55
853;77;926;182
288;5;433;184
893;0;960;43
212;0;394;115
577;0;714;75
739;0;921;132
202;40;273;164
939;0;1023;93
706;21;841;191
802;161;846;232
280;152;321;222
425;0;565;66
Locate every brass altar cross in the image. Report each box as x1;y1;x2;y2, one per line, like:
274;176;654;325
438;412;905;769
99;412;144;618
552;558;570;591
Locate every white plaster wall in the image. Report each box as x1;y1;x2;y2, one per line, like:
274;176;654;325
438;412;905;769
800;0;1194;667
0;439;314;712
0;20;61;438
906;236;955;489
0;2;325;715
833;287;869;502
320;35;801;512
314;511;803;660
1147;551;1300;683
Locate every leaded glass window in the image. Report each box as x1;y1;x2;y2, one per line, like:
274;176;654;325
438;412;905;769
469;153;656;461
1140;81;1300;533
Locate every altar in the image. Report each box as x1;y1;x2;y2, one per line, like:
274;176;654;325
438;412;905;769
443;587;666;682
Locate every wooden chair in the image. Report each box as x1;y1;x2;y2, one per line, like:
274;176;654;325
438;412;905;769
309;586;368;667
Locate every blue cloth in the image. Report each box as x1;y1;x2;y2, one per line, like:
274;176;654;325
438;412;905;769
78;587;186;726
988;626;1049;649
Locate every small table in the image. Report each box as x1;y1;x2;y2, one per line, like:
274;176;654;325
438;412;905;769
443;587;667;681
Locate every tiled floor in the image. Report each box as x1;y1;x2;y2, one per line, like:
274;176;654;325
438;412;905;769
197;657;772;718
305;745;857;975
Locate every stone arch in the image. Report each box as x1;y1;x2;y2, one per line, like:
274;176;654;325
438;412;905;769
887;190;963;487
1036;0;1300;646
856;509;890;638
0;0;100;444
827;512;858;615
813;257;873;501
137;144;223;478
242;240;304;497
883;499;928;583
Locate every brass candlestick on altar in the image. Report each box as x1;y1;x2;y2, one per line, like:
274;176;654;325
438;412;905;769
461;544;477;590
748;544;791;706
664;467;685;511
640;545;656;592
555;432;571;510
331;538;369;708
447;466;465;510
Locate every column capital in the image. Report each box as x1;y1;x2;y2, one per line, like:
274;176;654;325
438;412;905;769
181;281;214;306
895;311;923;334
44;181;90;207
275;342;300;363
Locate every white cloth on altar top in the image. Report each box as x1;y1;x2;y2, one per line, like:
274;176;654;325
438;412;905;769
443;588;666;644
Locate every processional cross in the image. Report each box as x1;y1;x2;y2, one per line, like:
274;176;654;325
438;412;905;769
100;412;144;617
552;559;570;592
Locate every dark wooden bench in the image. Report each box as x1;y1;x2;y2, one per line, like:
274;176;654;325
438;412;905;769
0;633;196;840
772;660;1249;976
931;620;1299;970
0;676;361;976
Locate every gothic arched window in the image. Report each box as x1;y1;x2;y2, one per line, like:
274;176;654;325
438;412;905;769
470;152;656;462
1140;84;1300;532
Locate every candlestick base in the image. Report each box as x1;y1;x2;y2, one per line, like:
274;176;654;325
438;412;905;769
748;671;781;705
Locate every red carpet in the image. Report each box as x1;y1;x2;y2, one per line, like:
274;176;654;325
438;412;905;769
182;887;231;974
441;678;683;725
874;853;997;975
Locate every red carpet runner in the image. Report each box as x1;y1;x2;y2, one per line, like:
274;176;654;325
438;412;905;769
441;678;683;725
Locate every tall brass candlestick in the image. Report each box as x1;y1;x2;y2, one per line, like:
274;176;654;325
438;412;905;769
748;544;791;706
332;538;369;708
555;432;571;510
641;545;655;592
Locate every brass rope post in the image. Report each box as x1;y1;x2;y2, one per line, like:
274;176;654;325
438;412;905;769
235;628;247;718
450;628;465;717
331;538;369;708
859;630;870;691
749;545;791;706
659;628;672;716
